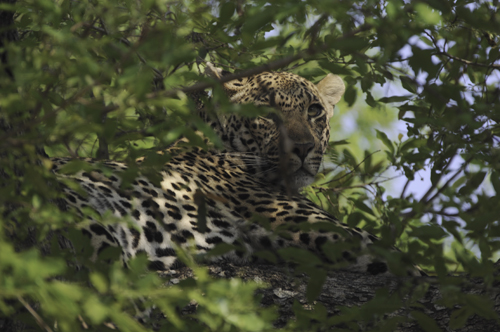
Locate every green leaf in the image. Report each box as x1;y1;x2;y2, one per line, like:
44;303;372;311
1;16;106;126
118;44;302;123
241;9;274;43
415;3;442;25
375;129;395;154
90;272;108;293
57;160;93;175
84;296;109;324
459;171;487;195
449;307;472;329
430;169;440;186
410;225;447;240
468;171;486;190
354;200;374;216
344;85;357;106
365;91;376;107
219;2;235;24
491;171;500;194
465;294;497;319
305;268;326;302
400;138;426;151
400;76;417;93
333;36;368;53
489;47;500;63
318;61;353;76
278;247;322;266
363;150;372;173
205;243;238;257
411;310;443;332
329;139;349;146
378;95;412;103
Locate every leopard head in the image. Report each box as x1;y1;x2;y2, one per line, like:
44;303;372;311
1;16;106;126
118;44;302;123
204;63;345;192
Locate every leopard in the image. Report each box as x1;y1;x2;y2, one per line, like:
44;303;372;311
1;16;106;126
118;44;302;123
50;63;422;276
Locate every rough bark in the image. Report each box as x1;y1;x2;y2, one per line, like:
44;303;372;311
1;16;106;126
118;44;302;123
160;262;500;331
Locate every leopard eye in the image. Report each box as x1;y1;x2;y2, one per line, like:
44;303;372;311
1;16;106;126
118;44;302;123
307;104;323;118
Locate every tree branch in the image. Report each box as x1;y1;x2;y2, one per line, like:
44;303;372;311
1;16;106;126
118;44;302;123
17;296;54;332
161;263;500;332
146;22;375;99
436;51;500;69
322;150;381;186
419;154;457;204
423;155;473;206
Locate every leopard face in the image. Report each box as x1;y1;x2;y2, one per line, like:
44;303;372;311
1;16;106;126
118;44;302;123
204;64;345;192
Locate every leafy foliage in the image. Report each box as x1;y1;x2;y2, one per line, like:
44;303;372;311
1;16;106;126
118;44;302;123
1;0;500;330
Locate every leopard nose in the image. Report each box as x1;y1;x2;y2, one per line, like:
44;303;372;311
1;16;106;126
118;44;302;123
292;142;315;161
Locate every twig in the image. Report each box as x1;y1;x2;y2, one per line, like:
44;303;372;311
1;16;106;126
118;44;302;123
315;175;401;192
419;154;456;203
306;14;329;51
103;322;117;329
1;21;374;149
436;51;500;69
147;22;375;99
78;315;89;329
149;53;306;98
424;210;460;217
90;25;164;80
424;155;474;205
400;177;411;199
323;190;339;212
17;296;54;332
424;30;500;70
322;150;381;185
0;83;98;148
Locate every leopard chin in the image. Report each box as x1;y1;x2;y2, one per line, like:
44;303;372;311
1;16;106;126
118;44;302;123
286;169;316;192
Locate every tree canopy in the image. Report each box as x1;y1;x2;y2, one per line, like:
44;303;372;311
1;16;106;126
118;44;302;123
1;0;500;331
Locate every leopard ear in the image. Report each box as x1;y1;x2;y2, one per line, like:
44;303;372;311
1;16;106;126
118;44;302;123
204;62;249;99
204;62;225;80
316;74;345;118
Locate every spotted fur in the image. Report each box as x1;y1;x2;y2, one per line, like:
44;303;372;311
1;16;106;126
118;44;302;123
52;64;421;276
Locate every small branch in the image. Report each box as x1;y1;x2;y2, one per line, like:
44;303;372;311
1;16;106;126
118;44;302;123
149;53;306;98
400;177;411;199
147;22;374;99
424;210;460;217
0;83;97;148
401;155;473;224
419;154;456;203
1;21;374;150
323;189;340;211
315;175;401;193
436;51;500;69
306;14;329;51
90;25;164;80
424;155;473;205
322;150;381;186
17;296;54;332
425;30;500;69
78;315;89;329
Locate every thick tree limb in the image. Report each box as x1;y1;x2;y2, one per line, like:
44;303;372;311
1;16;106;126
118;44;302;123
162;263;500;331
